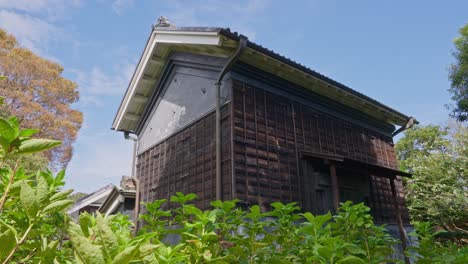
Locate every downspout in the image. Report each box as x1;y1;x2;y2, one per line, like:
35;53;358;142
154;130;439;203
124;132;138;177
392;117;416;137
124;132;140;229
390;117;415;264
215;36;248;201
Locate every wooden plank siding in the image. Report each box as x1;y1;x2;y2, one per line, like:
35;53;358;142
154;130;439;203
135;78;409;225
231;80;409;223
136;104;232;214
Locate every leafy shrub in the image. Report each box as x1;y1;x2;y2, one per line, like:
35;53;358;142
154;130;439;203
64;194;400;263
0;103;74;263
125;193;398;263
68;213;155;264
406;222;468;263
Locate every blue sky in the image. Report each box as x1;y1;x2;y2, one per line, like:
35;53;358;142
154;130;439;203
0;0;466;193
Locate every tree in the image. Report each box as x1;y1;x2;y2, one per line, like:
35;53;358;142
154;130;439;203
0;29;83;169
396;123;468;234
449;23;468;122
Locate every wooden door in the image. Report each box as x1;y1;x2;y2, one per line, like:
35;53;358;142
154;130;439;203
300;159;334;214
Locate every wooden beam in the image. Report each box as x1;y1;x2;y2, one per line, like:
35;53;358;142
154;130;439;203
141;74;154;83
329;162;340;211
133;93;149;104
151;54;163;62
125;112;141;121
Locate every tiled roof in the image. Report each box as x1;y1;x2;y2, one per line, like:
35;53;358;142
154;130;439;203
217;28;410;122
152;25;411;122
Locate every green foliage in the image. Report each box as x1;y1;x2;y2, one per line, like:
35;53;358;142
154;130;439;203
0;102;49;174
407;222;468;263
331;201;396;263
0;97;73;263
449;23;468;122
396;124;468;235
127;197;399;264
68;213;152;264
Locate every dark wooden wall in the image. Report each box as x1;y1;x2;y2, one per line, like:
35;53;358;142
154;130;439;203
231;80;409;223
136;105;232;213
135;77;409;224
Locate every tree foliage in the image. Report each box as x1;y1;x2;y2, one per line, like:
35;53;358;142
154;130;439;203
449;23;468;122
407;222;468;263
396;124;468;235
0;29;83;169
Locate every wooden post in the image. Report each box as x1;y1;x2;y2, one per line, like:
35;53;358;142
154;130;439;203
329;163;340;211
390;177;410;264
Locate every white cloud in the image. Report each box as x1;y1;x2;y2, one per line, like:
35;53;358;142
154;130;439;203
85;67;127;95
112;0;134;15
80;95;104;107
72;62;135;100
65;128;133;193
0;0;82;19
161;0;269;39
0;10;62;56
0;0;84;59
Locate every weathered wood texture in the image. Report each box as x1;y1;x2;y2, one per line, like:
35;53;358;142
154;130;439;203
232;80;409;223
136;105;232;214
135;78;409;225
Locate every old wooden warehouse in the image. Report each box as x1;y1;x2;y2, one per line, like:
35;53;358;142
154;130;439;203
112;18;415;235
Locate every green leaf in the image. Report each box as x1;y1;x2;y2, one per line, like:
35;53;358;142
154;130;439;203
19;129;39;138
49;189;73;202
43;199;74;214
316;246;333;260
8;117;19;129
78;214;93;238
0;220;18;260
336;256;367;264
36;174;49;207
183;205;203;217
0;118;17;148
0;228;16;259
54;170;66;187
40;239;60;264
344;244;366;256
16;139;61;155
20;181;39;218
111;245;140;264
95;213;119;259
70;233;105;264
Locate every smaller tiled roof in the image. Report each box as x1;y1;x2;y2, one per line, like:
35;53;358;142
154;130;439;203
68;184;114;214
